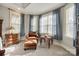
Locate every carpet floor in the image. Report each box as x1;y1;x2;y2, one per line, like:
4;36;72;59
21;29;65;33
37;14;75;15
4;41;73;56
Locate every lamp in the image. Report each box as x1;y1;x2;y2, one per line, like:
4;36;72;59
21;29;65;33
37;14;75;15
0;17;3;19
6;26;15;34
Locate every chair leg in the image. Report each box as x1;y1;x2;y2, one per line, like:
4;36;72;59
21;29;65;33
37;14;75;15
40;39;42;45
24;48;27;51
51;39;53;44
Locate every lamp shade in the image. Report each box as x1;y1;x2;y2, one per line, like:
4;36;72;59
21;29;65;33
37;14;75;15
6;26;15;34
6;26;15;30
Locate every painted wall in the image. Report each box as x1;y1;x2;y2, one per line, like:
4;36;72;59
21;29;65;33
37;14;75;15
0;6;30;41
24;14;30;36
0;6;9;40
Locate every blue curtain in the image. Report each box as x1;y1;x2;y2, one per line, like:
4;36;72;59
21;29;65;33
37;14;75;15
75;3;79;47
53;9;62;40
20;14;25;37
38;15;41;36
29;15;33;32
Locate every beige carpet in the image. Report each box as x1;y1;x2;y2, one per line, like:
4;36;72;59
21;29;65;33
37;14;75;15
4;41;73;56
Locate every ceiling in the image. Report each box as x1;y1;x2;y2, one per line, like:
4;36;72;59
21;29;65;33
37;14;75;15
0;3;65;15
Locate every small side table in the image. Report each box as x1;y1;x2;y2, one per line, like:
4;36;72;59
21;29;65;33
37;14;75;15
40;36;53;48
45;37;53;48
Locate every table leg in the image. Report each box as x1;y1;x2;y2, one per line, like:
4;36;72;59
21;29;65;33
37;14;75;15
40;38;42;45
51;39;53;44
48;39;50;48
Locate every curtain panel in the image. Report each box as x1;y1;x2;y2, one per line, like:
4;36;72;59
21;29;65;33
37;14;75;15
53;9;62;40
20;14;25;37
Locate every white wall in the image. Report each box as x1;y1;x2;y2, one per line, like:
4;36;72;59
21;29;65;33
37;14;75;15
0;6;9;38
24;14;30;36
0;6;30;41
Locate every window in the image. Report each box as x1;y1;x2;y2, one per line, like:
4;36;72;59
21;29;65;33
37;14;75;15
10;11;21;33
66;4;76;39
31;16;38;32
40;13;54;35
48;14;53;35
40;15;48;34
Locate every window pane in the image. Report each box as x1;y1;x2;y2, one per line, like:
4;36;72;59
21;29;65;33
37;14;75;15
48;26;52;35
40;13;54;35
40;26;47;33
41;16;47;25
12;24;20;33
66;4;75;38
52;25;56;35
31;16;37;26
31;16;38;32
40;26;43;33
52;13;57;25
48;15;53;25
11;11;20;33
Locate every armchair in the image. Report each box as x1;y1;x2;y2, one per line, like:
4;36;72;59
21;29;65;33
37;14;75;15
24;32;38;50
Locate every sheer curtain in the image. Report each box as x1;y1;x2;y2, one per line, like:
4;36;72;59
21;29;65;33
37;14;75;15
30;15;39;32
